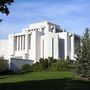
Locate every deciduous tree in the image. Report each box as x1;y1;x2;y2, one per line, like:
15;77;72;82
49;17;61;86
0;0;14;21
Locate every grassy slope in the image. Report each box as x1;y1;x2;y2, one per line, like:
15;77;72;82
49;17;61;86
0;71;73;83
0;71;90;90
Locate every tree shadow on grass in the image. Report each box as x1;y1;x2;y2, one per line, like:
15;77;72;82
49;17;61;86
0;78;90;90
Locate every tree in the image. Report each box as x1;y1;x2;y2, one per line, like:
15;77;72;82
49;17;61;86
87;29;90;79
0;0;14;21
81;28;90;78
75;45;82;75
76;28;90;79
0;0;14;15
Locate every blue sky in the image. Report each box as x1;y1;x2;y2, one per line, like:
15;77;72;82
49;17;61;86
0;0;90;39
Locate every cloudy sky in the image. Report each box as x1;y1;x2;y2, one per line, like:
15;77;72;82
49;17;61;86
0;0;90;39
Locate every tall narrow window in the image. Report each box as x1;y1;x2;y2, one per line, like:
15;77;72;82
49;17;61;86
28;34;31;49
18;36;20;50
52;38;54;57
15;36;17;50
17;36;18;50
22;35;24;50
42;39;44;58
21;36;22;50
70;37;71;51
23;35;25;50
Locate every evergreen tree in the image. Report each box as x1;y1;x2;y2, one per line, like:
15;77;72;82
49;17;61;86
75;45;82;75
82;28;90;78
87;29;90;79
76;28;90;79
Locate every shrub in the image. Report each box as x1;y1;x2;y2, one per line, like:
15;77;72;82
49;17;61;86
31;62;43;71
0;58;7;72
48;63;58;71
49;60;75;71
39;58;49;69
38;57;58;70
48;57;57;66
58;61;74;71
22;64;32;72
22;57;75;72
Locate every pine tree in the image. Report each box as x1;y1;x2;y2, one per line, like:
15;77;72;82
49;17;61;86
87;29;90;79
76;28;90;79
75;45;82;75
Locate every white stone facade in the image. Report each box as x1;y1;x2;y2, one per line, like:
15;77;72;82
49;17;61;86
0;21;80;63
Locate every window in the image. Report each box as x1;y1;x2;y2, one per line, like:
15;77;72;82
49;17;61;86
15;36;17;50
21;36;22;50
42;39;44;57
18;36;20;50
74;36;80;54
52;38;54;57
23;35;25;50
28;34;31;49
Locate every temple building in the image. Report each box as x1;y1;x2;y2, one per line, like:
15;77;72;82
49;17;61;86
0;21;80;71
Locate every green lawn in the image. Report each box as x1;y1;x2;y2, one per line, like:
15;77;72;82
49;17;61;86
0;71;90;90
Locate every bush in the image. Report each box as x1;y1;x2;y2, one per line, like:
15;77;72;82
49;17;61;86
39;58;49;69
38;57;58;71
49;60;75;71
21;57;75;72
31;62;43;71
58;61;74;71
48;63;58;71
48;57;57;66
22;64;32;72
0;58;7;72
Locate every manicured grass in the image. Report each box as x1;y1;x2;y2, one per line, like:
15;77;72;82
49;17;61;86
0;71;90;90
0;71;73;83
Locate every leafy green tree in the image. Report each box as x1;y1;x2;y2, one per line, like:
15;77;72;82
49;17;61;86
0;0;14;15
0;0;14;21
